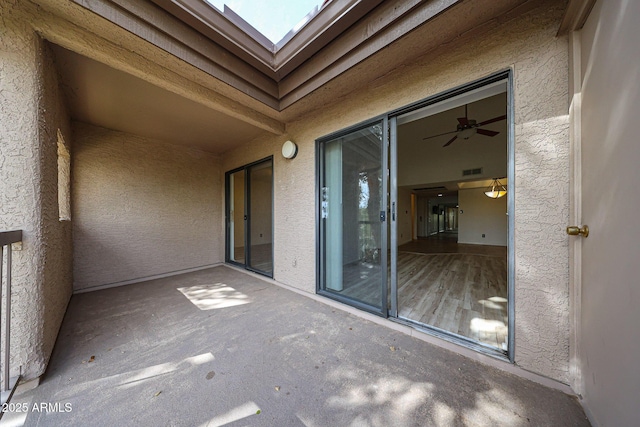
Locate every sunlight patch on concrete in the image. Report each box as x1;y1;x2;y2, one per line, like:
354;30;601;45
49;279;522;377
198;401;261;427
326;376;435;425
118;353;215;389
463;388;526;425
327;377;433;408
178;283;250;310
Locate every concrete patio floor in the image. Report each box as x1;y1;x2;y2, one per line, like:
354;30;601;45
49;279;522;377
4;266;589;426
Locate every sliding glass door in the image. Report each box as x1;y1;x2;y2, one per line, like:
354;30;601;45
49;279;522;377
316;73;514;358
389;76;512;354
226;158;273;277
317;119;388;315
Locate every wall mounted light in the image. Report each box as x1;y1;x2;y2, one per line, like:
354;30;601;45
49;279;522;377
282;140;298;159
484;178;507;199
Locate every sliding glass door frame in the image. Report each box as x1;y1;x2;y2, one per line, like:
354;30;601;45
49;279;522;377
387;70;515;359
316;116;389;317
225;156;274;278
316;70;515;361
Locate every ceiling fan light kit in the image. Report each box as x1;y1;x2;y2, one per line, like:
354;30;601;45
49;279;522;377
484;178;507;199
422;104;506;147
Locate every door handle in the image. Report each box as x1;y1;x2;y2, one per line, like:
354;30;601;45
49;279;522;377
566;225;589;238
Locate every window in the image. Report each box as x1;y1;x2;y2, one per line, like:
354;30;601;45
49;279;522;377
57;129;71;221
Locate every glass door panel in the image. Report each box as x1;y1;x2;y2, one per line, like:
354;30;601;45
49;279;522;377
319;121;388;314
226;158;273;277
248;159;273;275
228;170;245;265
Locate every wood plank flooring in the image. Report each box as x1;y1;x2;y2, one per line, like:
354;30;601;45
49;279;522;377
336;234;508;350
397;251;507;349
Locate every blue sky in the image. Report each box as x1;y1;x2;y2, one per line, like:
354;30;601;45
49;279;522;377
206;1;324;43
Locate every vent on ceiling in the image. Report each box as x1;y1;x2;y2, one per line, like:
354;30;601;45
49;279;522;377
462;167;483;176
413;186;447;191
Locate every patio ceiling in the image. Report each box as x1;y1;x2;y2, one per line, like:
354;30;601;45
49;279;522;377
52;44;265;154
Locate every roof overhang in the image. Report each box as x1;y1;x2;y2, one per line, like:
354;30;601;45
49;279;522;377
70;0;492;110
28;0;574;153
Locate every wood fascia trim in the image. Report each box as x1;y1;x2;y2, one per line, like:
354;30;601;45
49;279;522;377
272;0;384;80
278;0;461;109
557;0;596;35
33;1;285;134
149;0;276;73
70;0;280;108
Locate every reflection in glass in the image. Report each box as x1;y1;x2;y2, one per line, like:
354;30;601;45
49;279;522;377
229;170;245;264
248;160;273;274
321;124;384;310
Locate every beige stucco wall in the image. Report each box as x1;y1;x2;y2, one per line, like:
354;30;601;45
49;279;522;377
72;123;223;291
0;1;73;381
577;0;640;425
223;1;571;382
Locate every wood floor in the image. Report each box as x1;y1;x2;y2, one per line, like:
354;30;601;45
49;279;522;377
338;234;508;350
231;244;273;274
397;251;507;349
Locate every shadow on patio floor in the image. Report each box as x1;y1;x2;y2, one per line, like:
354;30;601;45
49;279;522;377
4;266;589;426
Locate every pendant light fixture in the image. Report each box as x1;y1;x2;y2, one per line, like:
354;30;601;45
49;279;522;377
484;178;507;199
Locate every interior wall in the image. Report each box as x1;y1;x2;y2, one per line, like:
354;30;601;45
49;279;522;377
396;187;413;246
458;188;507;246
577;0;640;425
232;171;245;252
416;196;428;237
249;161;273;246
72;122;222;291
223;0;570;382
0;2;73;381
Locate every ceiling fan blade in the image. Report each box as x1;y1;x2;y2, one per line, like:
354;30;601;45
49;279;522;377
422;129;458;140
443;135;458;147
476;128;499;137
457;117;469;126
477;115;507;126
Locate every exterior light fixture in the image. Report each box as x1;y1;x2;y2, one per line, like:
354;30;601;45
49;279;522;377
282;140;298;159
484;178;507;199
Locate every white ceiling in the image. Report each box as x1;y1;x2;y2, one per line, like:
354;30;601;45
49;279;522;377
398;91;508;197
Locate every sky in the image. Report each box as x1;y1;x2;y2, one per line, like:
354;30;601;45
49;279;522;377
205;0;324;43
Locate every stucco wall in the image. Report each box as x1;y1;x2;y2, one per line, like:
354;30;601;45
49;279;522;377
40;40;74;371
577;0;640;425
223;1;571;382
72;123;223;291
0;1;73;381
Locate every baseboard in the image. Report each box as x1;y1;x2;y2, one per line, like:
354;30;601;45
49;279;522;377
73;263;222;294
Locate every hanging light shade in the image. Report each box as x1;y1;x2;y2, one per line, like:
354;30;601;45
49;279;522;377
484;178;507;199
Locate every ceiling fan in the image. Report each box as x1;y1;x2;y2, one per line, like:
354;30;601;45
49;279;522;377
423;105;506;147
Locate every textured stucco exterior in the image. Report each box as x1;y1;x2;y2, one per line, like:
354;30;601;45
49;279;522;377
0;1;73;380
1;0;578;388
223;1;571;382
72;123;223;291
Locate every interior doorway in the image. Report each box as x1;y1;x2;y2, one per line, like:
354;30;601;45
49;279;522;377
391;79;510;351
225;157;274;277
